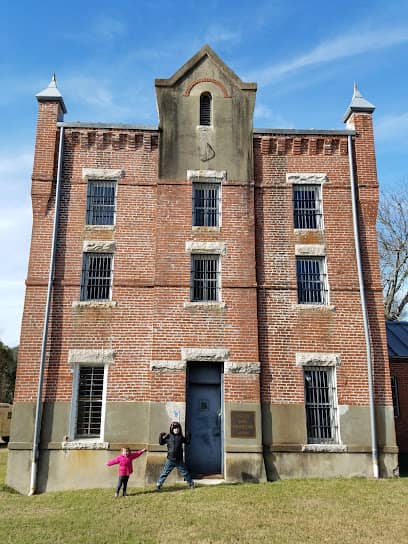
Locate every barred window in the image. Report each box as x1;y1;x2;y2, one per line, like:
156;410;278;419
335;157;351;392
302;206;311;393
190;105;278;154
296;257;328;305
193;182;220;227
304;367;339;444
191;254;220;302
391;375;400;418
293;184;322;229
80;253;113;301
200;93;212;126
86;180;116;225
76;366;105;437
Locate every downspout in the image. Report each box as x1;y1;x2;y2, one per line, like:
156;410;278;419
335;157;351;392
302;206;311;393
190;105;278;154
347;134;379;478
29;126;64;495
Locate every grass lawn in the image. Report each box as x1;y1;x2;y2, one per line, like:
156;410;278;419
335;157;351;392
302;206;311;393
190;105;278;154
1;449;408;543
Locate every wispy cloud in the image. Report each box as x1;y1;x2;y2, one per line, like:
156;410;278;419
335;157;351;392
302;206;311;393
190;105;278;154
376;112;408;143
254;103;293;128
204;24;241;45
249;26;408;86
62;14;127;45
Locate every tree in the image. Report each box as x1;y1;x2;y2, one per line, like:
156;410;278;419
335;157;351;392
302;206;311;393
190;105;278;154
377;190;408;320
0;341;17;403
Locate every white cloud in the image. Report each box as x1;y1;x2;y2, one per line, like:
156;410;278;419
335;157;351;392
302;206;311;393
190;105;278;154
254;103;293;128
204;24;241;45
249;26;408;86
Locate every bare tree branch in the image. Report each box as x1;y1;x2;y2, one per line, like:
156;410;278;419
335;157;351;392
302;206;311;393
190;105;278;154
377;187;408;320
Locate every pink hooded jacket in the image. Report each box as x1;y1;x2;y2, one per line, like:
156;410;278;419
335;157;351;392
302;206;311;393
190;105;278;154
106;450;144;476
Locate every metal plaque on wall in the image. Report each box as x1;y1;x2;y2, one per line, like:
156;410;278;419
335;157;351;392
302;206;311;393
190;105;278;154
230;410;256;438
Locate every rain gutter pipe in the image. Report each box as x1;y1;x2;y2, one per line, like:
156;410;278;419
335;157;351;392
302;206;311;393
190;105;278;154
29;126;65;495
347;134;379;479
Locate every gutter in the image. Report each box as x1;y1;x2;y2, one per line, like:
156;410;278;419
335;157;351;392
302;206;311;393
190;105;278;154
347;134;379;478
29;126;65;495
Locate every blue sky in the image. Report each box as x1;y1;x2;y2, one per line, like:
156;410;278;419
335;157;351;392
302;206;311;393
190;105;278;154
1;0;408;346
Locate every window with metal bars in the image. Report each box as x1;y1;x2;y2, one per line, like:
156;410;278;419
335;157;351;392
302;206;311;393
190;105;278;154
391;375;400;418
86;180;116;225
304;367;339;444
191;254;220;302
293;184;322;229
192;182;220;227
200;93;212;126
296;257;328;305
76;366;104;437
80;253;113;301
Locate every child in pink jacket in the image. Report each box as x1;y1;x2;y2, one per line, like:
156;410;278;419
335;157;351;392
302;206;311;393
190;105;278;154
106;447;146;497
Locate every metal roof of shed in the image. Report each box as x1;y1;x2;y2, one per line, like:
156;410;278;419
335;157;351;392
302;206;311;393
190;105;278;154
386;321;408;359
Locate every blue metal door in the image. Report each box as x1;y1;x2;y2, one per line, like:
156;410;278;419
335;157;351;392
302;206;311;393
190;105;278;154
185;363;222;476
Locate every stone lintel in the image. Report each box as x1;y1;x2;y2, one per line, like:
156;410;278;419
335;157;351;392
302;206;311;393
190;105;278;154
187;169;226;181
302;444;347;453
296;352;341;367
83;240;116;253
185;241;226;255
295;244;326;257
62;440;110;450
286;173;327;185
82;168;124;181
72;301;117;309
68;348;115;367
181;347;230;362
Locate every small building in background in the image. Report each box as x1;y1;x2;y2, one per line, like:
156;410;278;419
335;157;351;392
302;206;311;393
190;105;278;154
386;321;408;473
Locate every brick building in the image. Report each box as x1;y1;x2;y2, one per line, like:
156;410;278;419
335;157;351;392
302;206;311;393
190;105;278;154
7;45;397;494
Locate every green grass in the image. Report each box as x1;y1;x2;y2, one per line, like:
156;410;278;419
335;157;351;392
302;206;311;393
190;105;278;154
1;449;408;543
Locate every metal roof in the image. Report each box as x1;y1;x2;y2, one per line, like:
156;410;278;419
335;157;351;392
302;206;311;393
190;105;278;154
386;321;408;359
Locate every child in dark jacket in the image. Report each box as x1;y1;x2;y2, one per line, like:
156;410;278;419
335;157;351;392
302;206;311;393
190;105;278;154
156;421;194;490
106;447;146;497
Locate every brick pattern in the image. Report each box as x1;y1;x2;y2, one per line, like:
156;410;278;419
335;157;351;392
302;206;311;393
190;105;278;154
14;102;393;418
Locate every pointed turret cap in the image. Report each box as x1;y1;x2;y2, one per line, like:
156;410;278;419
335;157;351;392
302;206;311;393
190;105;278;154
36;73;67;113
343;83;375;122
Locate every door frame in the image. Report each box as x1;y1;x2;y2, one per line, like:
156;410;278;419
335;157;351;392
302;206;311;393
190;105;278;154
185;361;224;477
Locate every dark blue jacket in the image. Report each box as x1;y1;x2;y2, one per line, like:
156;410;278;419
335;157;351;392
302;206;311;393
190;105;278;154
159;432;191;462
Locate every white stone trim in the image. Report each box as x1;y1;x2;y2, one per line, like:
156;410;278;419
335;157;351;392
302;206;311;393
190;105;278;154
83;240;116;253
185;241;226;255
295;244;326;256
296;352;341;367
187;170;226;182
82;168;124;181
225;362;261;374
62;440;110;450
302;444;347;453
150;360;186;372
286;173;327;185
68;348;115;367
72;301;117;309
183;301;226;310
181;347;230;363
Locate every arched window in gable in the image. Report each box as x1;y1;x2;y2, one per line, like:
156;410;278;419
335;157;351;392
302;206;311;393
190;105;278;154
200;92;212;126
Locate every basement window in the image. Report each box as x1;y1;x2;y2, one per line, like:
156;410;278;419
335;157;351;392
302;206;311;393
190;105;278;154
304;366;339;444
200;92;212;126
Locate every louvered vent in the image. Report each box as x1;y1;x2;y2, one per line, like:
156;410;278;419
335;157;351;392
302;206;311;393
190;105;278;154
200;93;212;126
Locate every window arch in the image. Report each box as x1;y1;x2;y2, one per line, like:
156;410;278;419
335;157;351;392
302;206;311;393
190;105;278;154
200;92;212;126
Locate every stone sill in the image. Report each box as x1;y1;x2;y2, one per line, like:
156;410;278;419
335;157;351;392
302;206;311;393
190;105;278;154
302;444;347;453
62;440;109;450
84;225;115;231
292;304;336;311
72;301;117;309
192;226;221;233
184;301;226;310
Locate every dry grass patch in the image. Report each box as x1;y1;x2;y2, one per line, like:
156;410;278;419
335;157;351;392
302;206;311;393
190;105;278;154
1;449;408;543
